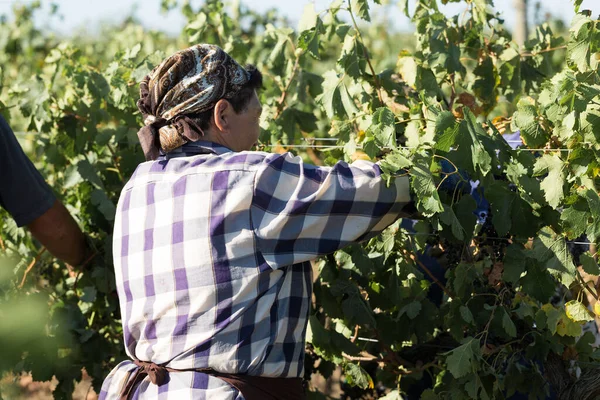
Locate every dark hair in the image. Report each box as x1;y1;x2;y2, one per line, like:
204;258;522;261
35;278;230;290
188;64;263;131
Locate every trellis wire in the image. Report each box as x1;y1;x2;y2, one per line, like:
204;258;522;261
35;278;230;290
400;231;597;246
15;132;590;152
259;143;583;152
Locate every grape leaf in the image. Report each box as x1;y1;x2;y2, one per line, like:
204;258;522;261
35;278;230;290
410;155;444;216
533;154;566;209
503;245;527;283
298;3;318;32
444;339;480;379
298;17;324;60
344;363;374;389
433;111;458;152
533;226;577;286
565;300;594;323
318;70;342;119
350;0;370;21
369;107;396;148
520;263;556;302
379;390;403;400
462;109;493;176
502;308;517;338
514;101;549;148
560;202;589;239
580;253;600;275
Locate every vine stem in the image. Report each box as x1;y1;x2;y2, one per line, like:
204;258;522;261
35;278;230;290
405;251;454;299
106;143;125;183
520;45;567;57
19;247;47;289
350;325;360;343
342;352;381;362
274;38;301;120
347;2;384;105
576;268;600;301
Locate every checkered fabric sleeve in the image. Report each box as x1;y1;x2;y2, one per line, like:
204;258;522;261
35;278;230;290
251;152;411;269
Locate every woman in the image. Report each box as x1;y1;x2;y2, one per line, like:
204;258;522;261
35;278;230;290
99;44;412;400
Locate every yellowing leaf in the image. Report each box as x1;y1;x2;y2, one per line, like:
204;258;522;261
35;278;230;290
565;300;594;323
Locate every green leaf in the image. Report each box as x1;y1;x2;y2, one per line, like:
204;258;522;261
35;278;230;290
485;181;514;236
77;159;105;190
520;263;556;302
573;0;583;12
350;0;370;21
444;339;480;379
91;189;116;222
410;155;444;216
460;305;474;324
81;286;97;303
533;154;566;209
344;363;373;389
298;17;324;60
514;101;548;148
454;196;477;241
318;70;342;119
338;34;367;78
397;55;417;87
398;301;422;319
298;3;318;32
560;202;589;239
580;253;600;275
380;389;403;400
368;107;396;149
503;245;527;283
379;152;412;175
420;390;439;400
460;110;492;176
473;57;496;106
565;300;594;323
398;0;409;17
342;293;376;326
502;308;517;338
439;204;464;241
568;14;593;72
533;226;577;285
433;111;458;152
582;188;600;242
339;82;359;118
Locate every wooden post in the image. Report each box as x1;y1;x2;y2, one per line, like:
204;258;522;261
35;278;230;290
513;0;529;46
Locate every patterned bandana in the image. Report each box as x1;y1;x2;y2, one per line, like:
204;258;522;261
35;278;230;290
136;44;251;161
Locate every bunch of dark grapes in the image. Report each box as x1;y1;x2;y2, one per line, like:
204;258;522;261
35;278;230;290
474;210;509;263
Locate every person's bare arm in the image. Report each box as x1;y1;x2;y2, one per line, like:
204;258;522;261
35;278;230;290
27;199;89;267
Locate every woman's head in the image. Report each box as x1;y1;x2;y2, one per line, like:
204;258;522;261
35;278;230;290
136;44;263;159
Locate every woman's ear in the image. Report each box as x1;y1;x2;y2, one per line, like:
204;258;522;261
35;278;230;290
213;99;231;133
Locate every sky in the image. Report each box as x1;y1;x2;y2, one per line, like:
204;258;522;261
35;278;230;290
0;0;599;36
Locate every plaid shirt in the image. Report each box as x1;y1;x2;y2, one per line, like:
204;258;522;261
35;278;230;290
99;141;410;399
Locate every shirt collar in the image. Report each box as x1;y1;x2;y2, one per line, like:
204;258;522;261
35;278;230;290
159;140;234;160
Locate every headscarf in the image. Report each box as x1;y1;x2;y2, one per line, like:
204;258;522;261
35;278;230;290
136;44;251;161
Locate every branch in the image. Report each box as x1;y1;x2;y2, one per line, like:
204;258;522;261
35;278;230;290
19;247;47;289
576;268;599;301
274;55;301;119
404;250;454;299
347;2;384;105
106;143;125;183
342;352;381;362
520;45;567;57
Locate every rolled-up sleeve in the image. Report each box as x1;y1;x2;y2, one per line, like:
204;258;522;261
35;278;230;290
0;115;56;227
250;152;410;269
